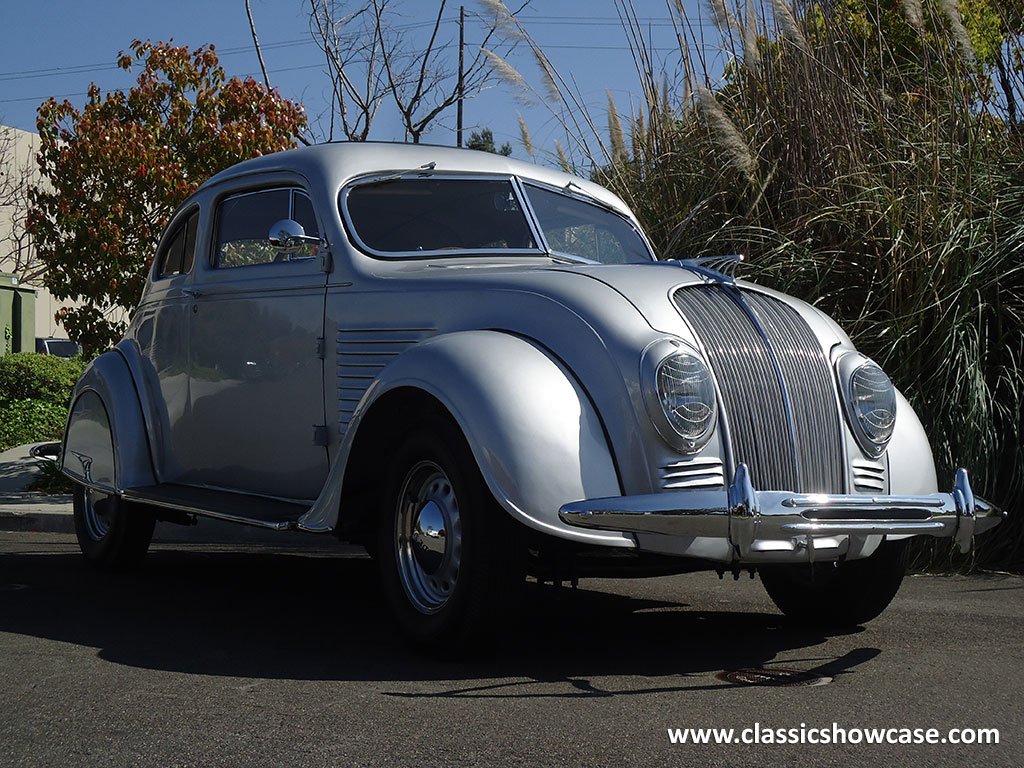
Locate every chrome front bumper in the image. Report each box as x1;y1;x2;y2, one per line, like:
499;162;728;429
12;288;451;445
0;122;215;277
559;465;1004;559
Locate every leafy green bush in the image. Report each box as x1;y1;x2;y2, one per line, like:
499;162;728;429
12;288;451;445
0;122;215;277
0;399;68;453
0;352;83;404
24;458;75;494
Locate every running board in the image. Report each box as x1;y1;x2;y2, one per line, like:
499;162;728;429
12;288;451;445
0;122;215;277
122;484;312;532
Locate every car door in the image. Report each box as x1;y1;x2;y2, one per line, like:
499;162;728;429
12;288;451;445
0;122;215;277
132;205;200;482
181;183;328;501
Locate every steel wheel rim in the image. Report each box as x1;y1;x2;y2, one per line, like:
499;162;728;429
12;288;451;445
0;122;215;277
82;489;114;541
395;460;463;614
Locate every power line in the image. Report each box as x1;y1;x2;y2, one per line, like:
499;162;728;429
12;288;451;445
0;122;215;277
0;14;717;81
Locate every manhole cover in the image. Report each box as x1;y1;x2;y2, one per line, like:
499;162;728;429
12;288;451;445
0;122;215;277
716;668;831;687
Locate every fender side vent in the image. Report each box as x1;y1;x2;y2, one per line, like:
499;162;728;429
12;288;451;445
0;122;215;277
661;457;725;489
852;459;887;492
336;327;435;434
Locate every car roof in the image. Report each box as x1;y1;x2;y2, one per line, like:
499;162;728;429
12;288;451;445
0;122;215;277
198;141;637;222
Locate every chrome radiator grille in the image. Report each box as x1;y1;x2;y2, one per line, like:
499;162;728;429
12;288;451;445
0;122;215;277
672;286;845;494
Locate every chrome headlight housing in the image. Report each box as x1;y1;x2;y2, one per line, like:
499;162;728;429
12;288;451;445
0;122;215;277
641;339;717;454
837;352;897;458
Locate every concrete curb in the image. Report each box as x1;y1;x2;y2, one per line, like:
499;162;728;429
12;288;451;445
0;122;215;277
0;505;76;533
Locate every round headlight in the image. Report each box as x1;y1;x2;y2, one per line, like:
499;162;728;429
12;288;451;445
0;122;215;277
657;353;717;443
839;355;897;458
642;340;718;453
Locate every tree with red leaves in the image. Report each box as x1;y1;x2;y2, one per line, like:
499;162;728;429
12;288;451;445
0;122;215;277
28;40;307;352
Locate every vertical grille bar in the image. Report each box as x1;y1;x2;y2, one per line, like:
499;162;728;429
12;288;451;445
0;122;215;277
742;292;845;494
673;287;798;492
673;286;844;494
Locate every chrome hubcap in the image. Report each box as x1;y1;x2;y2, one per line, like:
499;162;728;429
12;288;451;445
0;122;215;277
82;489;114;541
395;461;462;614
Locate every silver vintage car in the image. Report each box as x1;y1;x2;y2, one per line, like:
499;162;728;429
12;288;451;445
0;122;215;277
61;142;1003;649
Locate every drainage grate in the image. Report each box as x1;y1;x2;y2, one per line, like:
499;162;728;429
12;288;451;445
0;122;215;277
716;668;832;687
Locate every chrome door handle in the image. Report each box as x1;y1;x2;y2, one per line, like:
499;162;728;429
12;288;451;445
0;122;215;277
182;288;203;298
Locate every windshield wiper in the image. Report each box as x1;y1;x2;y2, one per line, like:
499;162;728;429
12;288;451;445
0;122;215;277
547;253;593;265
367;161;437;186
562;180;618;214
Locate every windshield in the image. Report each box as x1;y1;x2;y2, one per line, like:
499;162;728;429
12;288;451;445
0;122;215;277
522;183;653;264
340;175;653;264
343;178;537;255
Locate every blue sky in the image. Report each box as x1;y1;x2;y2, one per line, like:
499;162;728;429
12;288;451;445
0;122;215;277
0;1;722;162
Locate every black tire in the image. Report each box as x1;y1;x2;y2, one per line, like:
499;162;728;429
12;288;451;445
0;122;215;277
759;538;910;626
376;416;525;655
73;485;156;571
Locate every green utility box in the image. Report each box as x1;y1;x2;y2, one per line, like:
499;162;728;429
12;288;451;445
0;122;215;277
0;272;36;354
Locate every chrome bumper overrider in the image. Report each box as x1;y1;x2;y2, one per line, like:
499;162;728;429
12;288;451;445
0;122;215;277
559;465;1004;558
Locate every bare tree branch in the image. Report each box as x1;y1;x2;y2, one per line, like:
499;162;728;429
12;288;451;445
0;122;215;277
310;0;389;141
0;126;43;284
311;0;518;144
245;0;272;91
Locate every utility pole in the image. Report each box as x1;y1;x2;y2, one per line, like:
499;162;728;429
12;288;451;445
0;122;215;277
457;5;465;147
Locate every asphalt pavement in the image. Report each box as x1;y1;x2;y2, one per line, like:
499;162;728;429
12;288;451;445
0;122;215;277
1;529;1021;768
2;443;1021;767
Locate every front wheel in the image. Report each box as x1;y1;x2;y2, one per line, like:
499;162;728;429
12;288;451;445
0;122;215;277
73;485;156;571
759;538;910;626
376;417;524;654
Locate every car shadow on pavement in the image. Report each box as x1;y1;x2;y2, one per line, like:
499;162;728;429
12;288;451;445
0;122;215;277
0;546;878;696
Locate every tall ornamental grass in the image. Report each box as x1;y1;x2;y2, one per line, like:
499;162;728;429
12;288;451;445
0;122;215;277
486;0;1024;570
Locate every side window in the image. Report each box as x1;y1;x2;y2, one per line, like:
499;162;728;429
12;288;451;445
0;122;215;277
181;211;198;273
293;191;319;238
155;209;199;279
215;187;319;268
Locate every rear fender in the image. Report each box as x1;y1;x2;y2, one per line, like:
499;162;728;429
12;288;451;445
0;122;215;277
61;350;155;492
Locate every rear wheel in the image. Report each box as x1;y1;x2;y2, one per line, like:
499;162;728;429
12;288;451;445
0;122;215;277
376;417;524;654
759;538;910;626
73;485;156;571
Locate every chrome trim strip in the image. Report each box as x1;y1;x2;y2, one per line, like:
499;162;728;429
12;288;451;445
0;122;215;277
722;285;803;489
781;495;946;509
62;472;118;497
511;175;550;254
338;172;549;260
120;489;300;531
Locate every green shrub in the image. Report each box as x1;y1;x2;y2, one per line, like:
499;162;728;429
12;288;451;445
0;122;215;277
24;458;75;494
0;352;84;404
0;398;68;453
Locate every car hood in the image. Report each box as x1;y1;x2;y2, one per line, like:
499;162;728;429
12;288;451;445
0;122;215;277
378;256;852;352
543;260;853;350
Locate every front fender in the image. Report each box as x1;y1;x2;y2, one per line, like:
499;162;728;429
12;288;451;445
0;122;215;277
887;388;939;495
61;349;155;492
298;330;633;546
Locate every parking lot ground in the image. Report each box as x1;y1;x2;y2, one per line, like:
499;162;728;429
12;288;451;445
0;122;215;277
1;530;1021;767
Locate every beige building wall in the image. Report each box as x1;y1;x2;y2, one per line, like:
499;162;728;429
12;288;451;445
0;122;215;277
0;125;103;340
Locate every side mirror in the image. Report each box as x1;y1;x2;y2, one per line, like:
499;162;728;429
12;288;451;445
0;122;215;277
268;219;321;254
